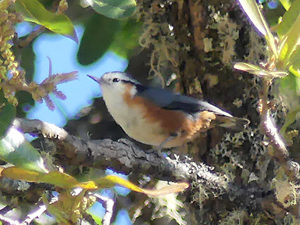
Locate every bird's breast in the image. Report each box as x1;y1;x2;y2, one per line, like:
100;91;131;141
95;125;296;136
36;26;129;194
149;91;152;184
102;86;217;148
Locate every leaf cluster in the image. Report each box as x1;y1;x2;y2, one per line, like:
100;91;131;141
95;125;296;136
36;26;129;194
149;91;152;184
235;0;300;140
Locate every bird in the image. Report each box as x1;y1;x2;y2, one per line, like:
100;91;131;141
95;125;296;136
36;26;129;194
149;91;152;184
88;72;249;149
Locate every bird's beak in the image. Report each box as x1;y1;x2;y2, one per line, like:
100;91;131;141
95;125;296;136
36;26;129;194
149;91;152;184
87;74;100;83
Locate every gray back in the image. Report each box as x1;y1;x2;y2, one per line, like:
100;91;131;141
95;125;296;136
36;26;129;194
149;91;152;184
136;86;233;117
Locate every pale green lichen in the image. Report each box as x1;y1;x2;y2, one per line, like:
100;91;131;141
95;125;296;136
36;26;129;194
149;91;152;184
245;29;266;64
203;38;213;53
272;167;299;209
274;179;297;208
137;1;179;86
203;73;219;88
210;128;270;188
219;210;247;225
190;182;209;206
233;98;243;108
151;181;186;225
209;10;239;65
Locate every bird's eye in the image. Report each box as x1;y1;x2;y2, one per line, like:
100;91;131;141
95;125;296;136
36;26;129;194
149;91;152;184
112;78;120;83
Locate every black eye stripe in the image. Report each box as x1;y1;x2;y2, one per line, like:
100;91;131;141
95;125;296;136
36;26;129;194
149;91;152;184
111;78;142;89
121;80;146;92
121;80;136;85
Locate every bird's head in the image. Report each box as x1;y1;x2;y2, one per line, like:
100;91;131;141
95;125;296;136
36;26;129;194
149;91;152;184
88;71;141;100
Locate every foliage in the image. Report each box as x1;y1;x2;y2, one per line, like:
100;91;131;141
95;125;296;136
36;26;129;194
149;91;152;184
0;166;187;195
15;0;76;39
0;127;48;173
84;0;137;19
77;14;121;65
0;93;15;137
77;10;140;64
235;0;300;138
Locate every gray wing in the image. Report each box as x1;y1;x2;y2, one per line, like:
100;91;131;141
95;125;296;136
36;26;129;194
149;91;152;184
137;86;233;117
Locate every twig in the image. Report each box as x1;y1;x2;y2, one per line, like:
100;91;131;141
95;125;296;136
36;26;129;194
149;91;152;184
21;203;47;225
0;197;58;225
82;213;98;225
17;26;45;48
16;0;70;49
91;193;115;225
0;206;13;215
13;118;68;140
260;78;299;179
0;214;19;225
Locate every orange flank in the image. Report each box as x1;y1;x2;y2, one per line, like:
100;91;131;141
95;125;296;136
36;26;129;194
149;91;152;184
123;84;216;146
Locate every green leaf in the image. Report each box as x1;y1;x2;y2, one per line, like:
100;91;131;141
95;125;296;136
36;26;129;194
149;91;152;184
279;0;291;10
277;0;300;68
288;46;300;77
77;14;121;65
277;75;300;139
278;15;300;67
234;62;265;73
1;168;78;189
17;43;36;82
0;127;48;173
277;0;300;37
238;0;277;57
1;167;40;182
290;67;300;77
278;74;300;109
38;171;78;188
88;0;136;19
15;0;76;41
280;106;300;141
92;175;189;196
13;43;36;117
16;91;35;118
87;211;102;225
264;3;286;27
0;93;16;137
234;62;288;78
238;0;267;36
110;19;141;58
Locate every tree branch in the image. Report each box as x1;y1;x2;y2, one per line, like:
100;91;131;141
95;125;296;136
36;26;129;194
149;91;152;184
13;118;227;195
91;193;114;225
13;118;271;213
0;197;58;225
0;214;19;225
21;202;47;225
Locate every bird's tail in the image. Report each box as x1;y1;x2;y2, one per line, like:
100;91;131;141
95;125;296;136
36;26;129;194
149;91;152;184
214;116;250;131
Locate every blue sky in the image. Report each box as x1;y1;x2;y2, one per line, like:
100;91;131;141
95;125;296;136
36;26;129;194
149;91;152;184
25;25;128;126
